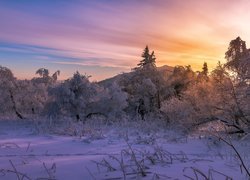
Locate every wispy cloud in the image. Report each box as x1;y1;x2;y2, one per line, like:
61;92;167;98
0;0;250;79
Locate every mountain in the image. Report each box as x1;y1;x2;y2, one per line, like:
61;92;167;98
157;65;174;73
99;65;174;87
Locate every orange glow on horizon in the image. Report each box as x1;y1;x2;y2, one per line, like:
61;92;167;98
1;0;250;80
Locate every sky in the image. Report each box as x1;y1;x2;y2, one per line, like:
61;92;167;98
0;0;250;81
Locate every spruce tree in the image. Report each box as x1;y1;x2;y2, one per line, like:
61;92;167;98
225;36;249;82
202;62;208;76
137;46;156;69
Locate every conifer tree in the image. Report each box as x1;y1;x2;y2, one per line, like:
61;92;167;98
137;46;156;69
225;37;248;63
225;36;249;81
202;62;208;76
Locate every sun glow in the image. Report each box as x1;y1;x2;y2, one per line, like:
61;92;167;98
1;0;250;80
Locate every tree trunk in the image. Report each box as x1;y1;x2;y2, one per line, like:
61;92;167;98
157;90;161;109
9;90;23;119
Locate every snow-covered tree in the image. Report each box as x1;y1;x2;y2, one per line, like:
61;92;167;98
85;81;128;122
14;80;48;116
46;72;128;122
210;61;250;134
225;37;250;83
120;75;157;119
33;68;60;84
168;65;196;97
46;71;98;121
0;66;23;118
119;46;170;120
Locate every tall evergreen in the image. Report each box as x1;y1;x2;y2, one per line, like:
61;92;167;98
202;62;208;76
225;36;249;82
137;46;156;69
225;36;248;63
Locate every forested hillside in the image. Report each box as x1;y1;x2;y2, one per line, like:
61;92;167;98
0;37;250;179
0;37;249;135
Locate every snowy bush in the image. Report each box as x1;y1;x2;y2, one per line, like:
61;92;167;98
45;72;98;121
46;72;128;124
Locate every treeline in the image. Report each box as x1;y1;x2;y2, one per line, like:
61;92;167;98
0;37;249;134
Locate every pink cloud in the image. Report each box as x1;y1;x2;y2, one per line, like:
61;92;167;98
1;0;250;76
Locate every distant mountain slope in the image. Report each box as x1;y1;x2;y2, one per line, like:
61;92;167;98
99;65;174;87
157;65;174;73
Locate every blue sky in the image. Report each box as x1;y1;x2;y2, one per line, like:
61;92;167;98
0;0;250;80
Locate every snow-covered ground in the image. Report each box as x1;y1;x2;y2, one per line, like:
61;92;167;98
0;120;249;180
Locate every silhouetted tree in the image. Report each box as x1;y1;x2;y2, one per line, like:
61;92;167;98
202;62;208;76
225;37;248;63
36;68;49;78
137;46;156;70
52;70;60;82
197;62;209;82
225;36;249;82
33;68;60;84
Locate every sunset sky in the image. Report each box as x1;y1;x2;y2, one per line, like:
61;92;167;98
0;0;250;81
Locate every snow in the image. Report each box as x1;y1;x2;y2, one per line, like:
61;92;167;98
0;120;249;180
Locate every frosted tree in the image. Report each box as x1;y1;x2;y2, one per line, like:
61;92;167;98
0;66;23;119
119;46;168;120
225;36;250;82
24;68;61;116
168;65;196;97
33;68;60;84
223;37;250;131
209;60;250;134
119;70;159;120
46;72;98;121
85;81;128;122
14;80;49;116
102;82;128;120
